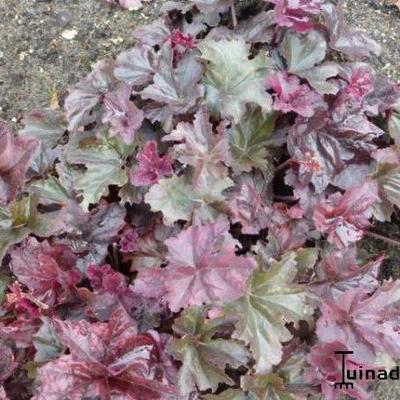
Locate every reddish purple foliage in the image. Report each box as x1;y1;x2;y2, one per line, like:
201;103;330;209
87;264;128;295
32;308;177;400
269;0;324;32
267;203;309;252
103;83;144;144
119;227;140;253
135;217;257;311
267;71;325;117
1;0;399;399
10;238;80;307
130;140;173;186
314;180;379;248
0;122;38;205
171;29;197;50
305;341;373;400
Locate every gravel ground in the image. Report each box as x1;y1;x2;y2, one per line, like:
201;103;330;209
0;0;163;125
343;0;400;81
1;0;400;399
0;0;399;125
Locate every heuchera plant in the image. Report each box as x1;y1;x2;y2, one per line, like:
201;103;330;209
1;0;400;399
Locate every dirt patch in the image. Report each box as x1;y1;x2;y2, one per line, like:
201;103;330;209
0;0;163;126
1;0;399;127
343;0;400;81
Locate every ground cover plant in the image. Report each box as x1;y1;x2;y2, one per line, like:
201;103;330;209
1;0;400;399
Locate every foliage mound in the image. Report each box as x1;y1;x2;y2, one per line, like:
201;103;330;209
1;0;400;399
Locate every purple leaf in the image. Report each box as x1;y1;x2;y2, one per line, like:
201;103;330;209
316;279;400;361
133;18;171;47
33;310;177;400
136;217;256;311
141;44;204;131
119;227;140;253
114;46;156;87
267;71;326;117
228;179;269;235
0;122;38;205
266;203;309;252
102;83;144;144
163;108;229;185
0;344;17;383
269;0;324;32
130;140;173;186
10;237;81;307
65;60;114;131
313;180;380;248
287;112;383;193
305;341;373;400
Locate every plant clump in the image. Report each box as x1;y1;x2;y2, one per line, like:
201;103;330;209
1;0;400;399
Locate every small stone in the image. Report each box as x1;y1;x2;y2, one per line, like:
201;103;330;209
55;11;72;28
110;37;124;44
61;29;78;40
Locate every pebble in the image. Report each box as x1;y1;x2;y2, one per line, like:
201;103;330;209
55;11;72;28
61;29;78;40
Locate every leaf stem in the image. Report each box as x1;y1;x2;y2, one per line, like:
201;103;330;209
274;195;298;202
231;1;238;27
364;231;400;248
112;243;120;269
24;293;49;310
275;158;294;173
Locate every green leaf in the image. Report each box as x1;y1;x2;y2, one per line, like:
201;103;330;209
145;174;233;225
98;127;136;159
295;248;319;281
24;361;47;380
296;62;340;95
373;163;400;221
228;107;276;173
33;317;63;363
30;168;89;230
168;306;250;395
20;108;66;148
118;182;143;205
278;31;338;95
0;195;66;261
66;145;128;210
241;374;295;400
145;175;196;225
381;167;400;208
31;176;72;204
0;274;10;305
280;31;327;74
196;175;233;199
199;38;274;122
229;252;314;373
389;109;400;146
204;389;251;400
278;341;309;388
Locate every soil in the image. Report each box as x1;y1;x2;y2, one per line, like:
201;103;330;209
1;0;400;399
0;0;164;126
344;0;400;82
